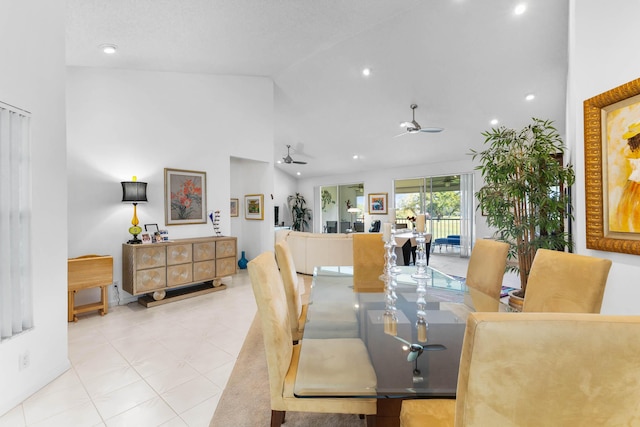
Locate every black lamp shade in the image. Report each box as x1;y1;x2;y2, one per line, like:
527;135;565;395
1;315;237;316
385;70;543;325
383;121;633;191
121;181;148;203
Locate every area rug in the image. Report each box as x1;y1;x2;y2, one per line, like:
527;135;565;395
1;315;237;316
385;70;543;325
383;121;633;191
209;315;367;427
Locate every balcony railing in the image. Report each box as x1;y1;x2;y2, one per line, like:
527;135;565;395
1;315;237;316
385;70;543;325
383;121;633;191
395;217;461;242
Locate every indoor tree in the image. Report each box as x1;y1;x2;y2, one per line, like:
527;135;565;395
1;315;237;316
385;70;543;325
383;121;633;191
288;192;312;231
471;118;575;295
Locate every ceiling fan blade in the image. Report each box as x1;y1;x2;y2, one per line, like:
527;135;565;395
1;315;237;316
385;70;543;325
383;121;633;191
419;127;444;133
394;131;409;138
292;160;307;164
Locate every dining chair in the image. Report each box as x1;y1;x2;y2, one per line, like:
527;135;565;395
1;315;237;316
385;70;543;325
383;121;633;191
522;249;612;313
274;240;307;342
247;252;377;426
465;239;509;312
400;312;640;427
353;233;385;292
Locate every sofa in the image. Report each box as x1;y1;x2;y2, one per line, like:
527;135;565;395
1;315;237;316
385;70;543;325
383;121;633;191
275;230;354;275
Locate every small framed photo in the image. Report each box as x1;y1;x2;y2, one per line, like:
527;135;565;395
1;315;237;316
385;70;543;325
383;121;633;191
244;194;264;220
140;232;152;244
368;193;388;214
153;231;163;243
144;223;159;233
230;198;239;217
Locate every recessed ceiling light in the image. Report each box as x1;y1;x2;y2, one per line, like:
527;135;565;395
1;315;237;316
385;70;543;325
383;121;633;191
490;119;499;126
353;154;359;160
525;93;535;101
362;68;371;77
100;44;118;54
276;160;282;164
514;4;527;15
296;172;301;176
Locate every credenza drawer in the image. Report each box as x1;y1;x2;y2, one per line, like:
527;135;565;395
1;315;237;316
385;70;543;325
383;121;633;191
194;260;215;281
135;267;166;293
216;257;236;277
136;246;166;269
167;244;192;265
167;263;193;286
216;239;236;258
194;242;215;262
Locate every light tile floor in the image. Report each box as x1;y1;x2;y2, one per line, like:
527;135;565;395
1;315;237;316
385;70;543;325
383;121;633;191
1;252;516;427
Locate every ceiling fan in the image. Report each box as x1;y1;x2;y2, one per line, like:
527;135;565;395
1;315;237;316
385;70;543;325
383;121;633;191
282;144;307;165
395;104;444;137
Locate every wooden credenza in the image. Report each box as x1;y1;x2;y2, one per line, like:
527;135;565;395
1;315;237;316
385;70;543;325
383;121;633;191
122;236;237;307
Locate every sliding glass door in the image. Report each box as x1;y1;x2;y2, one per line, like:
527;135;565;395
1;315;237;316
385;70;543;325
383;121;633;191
394;174;474;256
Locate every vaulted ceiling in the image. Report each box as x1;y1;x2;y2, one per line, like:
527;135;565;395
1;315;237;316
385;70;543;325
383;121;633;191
66;0;569;178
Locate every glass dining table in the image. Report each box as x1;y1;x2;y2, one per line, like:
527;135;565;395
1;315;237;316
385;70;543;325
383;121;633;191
294;265;471;425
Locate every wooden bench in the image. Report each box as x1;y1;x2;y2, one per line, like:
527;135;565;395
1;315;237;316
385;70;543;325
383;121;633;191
68;255;113;322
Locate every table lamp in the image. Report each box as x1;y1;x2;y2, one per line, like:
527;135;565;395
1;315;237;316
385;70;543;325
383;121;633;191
121;176;148;244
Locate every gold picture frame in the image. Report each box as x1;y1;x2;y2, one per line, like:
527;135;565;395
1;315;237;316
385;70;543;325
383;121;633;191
368;192;388;215
244;194;264;220
164;168;207;226
584;76;640;254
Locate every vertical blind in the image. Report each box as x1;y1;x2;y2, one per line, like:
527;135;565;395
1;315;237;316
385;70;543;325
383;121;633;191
0;102;33;341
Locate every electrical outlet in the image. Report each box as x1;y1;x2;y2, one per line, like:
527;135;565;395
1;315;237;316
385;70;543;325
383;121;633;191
19;351;30;371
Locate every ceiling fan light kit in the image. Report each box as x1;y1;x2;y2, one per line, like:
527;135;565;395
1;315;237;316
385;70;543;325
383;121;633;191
395;104;444;137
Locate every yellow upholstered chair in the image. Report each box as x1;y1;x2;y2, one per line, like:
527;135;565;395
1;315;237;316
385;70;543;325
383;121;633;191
400;312;640;427
465;239;509;312
353;233;385;292
247;252;377;425
274;241;308;342
522;249;612;313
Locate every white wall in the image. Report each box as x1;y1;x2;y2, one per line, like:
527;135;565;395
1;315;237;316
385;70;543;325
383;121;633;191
274;168;298;227
0;0;69;415
568;0;640;314
66;67;273;305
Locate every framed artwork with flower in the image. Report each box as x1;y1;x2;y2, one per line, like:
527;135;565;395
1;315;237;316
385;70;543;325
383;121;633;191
164;168;207;225
244;194;264;220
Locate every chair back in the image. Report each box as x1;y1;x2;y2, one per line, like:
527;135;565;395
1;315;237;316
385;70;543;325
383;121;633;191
247;252;294;403
455;312;640;426
353;233;385;292
523;249;612;313
326;220;337;233
465;239;509;312
274;241;303;335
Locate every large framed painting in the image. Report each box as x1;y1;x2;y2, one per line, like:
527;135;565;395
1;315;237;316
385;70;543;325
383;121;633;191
368;192;388;214
584;77;640;254
244;194;264;220
164;168;207;225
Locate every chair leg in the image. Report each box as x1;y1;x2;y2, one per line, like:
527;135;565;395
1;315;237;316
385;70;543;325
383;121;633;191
271;410;285;426
365;414;377;426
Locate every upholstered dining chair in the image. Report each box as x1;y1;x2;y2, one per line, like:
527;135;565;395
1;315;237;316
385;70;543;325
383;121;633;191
400;312;640;427
353;233;385;292
465;239;509;312
522;248;612;313
274;240;307;342
247;252;377;426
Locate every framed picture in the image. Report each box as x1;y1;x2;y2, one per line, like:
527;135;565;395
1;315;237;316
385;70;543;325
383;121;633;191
244;194;264;220
164;168;207;226
230;198;239;217
140;232;152;244
368;193;388;214
584;77;640;255
144;223;159;233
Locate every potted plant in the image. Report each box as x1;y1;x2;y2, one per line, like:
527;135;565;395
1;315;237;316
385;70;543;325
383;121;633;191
288;192;312;231
471;118;575;305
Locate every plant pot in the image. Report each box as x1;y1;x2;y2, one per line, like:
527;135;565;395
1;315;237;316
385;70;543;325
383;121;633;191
507;289;524;312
